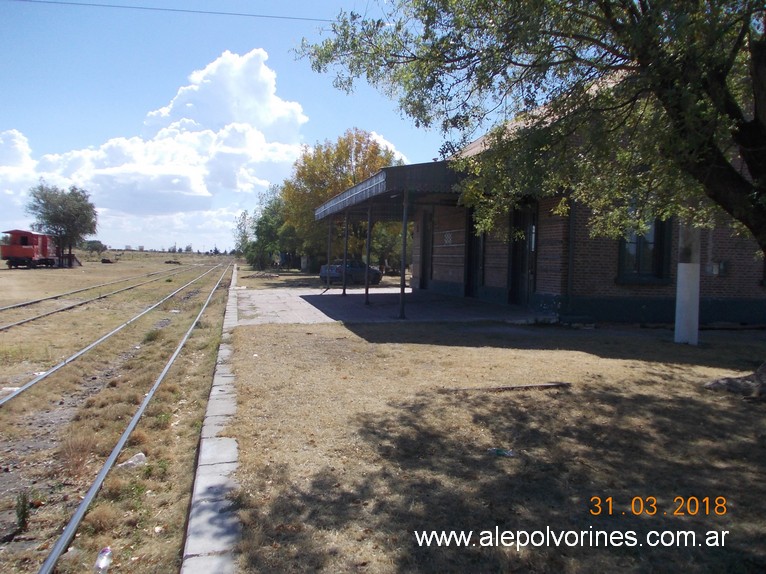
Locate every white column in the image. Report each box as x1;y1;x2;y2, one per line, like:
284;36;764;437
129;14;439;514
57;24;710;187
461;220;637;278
674;223;701;345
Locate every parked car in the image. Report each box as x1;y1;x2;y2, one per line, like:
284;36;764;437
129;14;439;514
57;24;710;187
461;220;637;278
319;260;382;285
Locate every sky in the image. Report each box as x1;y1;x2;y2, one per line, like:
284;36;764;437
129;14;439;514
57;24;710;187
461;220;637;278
0;0;448;252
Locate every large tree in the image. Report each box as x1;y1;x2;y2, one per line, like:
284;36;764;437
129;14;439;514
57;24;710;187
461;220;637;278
246;189;288;270
233;209;253;257
281;127;402;260
302;1;766;253
26;181;98;266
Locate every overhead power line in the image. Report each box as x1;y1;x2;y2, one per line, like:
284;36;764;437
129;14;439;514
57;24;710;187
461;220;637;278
6;0;334;23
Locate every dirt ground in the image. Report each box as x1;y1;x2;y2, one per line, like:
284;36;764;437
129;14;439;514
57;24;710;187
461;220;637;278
228;315;766;573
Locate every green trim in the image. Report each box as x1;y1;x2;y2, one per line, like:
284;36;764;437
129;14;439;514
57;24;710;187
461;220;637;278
550;294;766;325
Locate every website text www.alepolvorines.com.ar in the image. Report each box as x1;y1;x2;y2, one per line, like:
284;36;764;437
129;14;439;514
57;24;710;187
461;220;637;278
414;526;730;551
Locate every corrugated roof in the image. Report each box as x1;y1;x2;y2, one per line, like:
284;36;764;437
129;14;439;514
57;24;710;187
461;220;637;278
314;160;460;220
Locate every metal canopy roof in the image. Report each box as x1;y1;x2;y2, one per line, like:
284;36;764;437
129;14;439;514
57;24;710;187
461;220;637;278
314;160;460;221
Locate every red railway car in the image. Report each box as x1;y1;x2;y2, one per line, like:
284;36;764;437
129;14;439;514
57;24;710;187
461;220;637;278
1;229;56;268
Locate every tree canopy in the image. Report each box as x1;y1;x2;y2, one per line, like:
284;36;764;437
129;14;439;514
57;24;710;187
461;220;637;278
245;187;291;270
83;239;107;254
280;127;402;258
233;210;253;256
302;1;766;253
26;181;98;263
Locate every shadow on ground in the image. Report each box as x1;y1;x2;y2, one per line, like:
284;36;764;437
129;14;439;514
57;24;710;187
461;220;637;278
239;371;766;572
231;277;766;572
343;321;766;372
238;270;402;291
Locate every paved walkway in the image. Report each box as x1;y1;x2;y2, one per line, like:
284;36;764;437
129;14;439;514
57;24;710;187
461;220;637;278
180;269;556;572
237;285;556;325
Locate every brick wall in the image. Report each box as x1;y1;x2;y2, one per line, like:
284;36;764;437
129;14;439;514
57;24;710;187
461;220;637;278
412;197;764;314
570;206;643;297
431;205;466;284
699;227;765;298
569;202;765;300
535;197;569;296
483;222;509;288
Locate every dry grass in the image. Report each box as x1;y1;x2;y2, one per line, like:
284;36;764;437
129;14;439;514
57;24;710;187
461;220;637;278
0;254;229;573
0;252;168;306
0;249;219;306
0;262;220;389
81;504;120;534
231;319;766;573
57;430;97;477
45;301;225;574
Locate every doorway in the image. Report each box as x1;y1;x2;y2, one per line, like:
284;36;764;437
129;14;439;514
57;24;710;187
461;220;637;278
509;207;537;306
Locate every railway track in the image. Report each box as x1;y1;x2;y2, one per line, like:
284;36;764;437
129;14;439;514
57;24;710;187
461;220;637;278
0;265;192;313
0;265;195;332
0;260;233;572
0;264;221;406
0;264;225;396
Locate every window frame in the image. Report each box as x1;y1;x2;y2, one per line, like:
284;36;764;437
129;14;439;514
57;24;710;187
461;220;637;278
616;219;672;285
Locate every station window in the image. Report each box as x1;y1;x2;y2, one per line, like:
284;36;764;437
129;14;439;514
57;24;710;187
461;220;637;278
617;220;671;284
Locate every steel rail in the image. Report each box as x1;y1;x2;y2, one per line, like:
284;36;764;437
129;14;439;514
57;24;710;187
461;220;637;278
0;264;222;407
0;266;206;332
37;263;232;574
0;265;193;313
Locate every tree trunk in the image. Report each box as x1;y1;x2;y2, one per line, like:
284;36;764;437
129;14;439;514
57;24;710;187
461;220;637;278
686;146;766;258
755;362;766;399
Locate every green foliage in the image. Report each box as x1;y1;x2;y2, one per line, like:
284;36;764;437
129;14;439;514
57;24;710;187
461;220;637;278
15;491;29;531
246;187;288;269
82;239;107;254
372;221;412;270
233;210;253;256
246;130;411;270
26;179;98;258
143;459;170;480
302;1;766;253
456;98;717;240
153;412;172;430
280;128;401;259
143;329;162;344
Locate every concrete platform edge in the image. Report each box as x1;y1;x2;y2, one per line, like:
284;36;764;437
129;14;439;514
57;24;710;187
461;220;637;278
181;264;240;574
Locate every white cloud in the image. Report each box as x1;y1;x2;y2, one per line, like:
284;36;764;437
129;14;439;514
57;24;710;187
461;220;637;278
145;49;308;141
0;48;414;251
0;49;308;249
0;129;35;169
0;130;41;226
370;130;409;164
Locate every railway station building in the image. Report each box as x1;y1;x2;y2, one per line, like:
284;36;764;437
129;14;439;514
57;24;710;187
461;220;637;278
314;153;766;325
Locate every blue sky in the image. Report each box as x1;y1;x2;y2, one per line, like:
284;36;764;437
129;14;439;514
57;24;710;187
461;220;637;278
0;0;447;251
